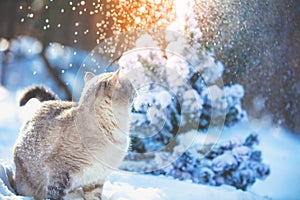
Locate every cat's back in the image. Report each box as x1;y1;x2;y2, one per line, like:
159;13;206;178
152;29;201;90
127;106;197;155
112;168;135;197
32;100;76;123
14;100;76;158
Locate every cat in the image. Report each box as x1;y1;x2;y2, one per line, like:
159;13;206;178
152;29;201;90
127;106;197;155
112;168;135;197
13;68;136;200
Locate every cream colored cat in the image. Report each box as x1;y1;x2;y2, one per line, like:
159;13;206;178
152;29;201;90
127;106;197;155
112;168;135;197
13;69;135;200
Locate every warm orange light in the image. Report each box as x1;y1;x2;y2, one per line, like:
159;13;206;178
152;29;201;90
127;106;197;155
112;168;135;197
149;0;162;4
92;0;176;42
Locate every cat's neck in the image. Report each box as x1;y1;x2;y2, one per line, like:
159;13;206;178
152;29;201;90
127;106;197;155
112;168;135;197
112;105;131;131
76;101;130;136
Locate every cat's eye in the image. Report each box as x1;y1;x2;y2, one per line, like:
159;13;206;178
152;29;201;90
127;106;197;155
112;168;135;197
101;81;108;88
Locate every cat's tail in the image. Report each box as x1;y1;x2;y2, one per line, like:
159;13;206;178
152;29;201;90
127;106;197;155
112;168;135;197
19;86;58;106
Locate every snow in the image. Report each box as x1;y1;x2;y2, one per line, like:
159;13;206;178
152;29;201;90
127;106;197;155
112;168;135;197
104;172;266;200
0;0;298;198
10;36;42;57
0;87;300;199
221;122;300;200
0;165;267;200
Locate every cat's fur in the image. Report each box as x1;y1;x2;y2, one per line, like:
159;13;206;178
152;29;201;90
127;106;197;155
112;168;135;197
13;69;135;200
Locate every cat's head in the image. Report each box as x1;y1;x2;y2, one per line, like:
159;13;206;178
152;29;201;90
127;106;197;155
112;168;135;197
80;68;136;110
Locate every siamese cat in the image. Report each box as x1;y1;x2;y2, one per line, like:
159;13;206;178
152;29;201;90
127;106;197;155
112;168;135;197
13;68;135;199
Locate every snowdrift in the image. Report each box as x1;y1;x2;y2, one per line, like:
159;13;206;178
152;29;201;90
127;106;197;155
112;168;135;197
0;163;267;200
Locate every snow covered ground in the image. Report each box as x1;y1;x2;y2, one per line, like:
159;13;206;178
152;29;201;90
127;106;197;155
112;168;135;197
0;86;300;199
0;164;267;200
222;122;300;200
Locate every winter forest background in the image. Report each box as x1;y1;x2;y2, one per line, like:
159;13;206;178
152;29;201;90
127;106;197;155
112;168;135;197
0;0;299;199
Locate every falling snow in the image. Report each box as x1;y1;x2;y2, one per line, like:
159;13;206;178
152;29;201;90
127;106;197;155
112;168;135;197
0;0;299;199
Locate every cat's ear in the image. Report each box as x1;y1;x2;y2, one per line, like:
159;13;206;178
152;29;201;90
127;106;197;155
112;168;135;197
84;72;95;83
109;68;121;86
